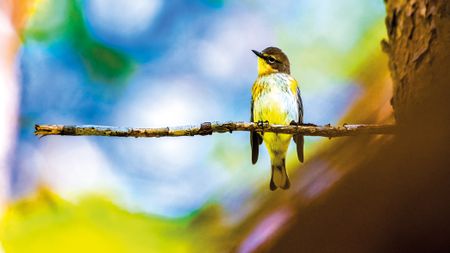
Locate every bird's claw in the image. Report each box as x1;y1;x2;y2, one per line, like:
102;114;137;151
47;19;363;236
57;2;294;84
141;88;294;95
257;120;268;128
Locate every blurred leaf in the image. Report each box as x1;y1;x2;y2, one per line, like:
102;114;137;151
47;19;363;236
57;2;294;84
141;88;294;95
0;189;198;253
78;41;135;83
22;0;135;83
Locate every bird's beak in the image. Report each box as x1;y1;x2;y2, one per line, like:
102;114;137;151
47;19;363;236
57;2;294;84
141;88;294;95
252;50;264;59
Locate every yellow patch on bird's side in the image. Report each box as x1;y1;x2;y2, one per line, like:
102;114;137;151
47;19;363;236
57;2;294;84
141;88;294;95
289;79;298;96
257;57;275;76
252;82;264;100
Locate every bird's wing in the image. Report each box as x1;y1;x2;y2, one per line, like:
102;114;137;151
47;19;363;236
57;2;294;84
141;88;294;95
250;95;263;164
293;80;304;163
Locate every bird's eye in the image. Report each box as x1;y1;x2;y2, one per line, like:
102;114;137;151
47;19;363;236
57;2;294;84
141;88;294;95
267;57;276;64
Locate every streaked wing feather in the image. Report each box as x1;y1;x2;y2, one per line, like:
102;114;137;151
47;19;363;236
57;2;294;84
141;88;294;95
293;83;304;163
250;96;262;164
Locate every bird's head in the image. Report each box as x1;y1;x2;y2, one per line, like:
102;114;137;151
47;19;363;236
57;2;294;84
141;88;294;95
252;47;290;76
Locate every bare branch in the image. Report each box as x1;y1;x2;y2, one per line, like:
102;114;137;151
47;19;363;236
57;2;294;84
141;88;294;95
34;122;396;138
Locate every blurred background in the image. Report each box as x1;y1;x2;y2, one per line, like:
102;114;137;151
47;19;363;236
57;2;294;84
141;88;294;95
0;0;393;252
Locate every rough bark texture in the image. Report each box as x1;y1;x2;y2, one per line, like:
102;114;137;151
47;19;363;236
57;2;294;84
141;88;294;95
264;1;450;252
384;0;450;124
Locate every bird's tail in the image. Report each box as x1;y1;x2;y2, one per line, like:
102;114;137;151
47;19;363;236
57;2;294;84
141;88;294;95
270;157;290;191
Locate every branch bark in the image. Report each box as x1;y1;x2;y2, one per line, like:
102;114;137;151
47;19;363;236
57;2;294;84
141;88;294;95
34;122;396;138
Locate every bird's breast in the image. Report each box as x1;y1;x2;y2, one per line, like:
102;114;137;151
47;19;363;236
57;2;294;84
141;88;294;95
253;74;299;125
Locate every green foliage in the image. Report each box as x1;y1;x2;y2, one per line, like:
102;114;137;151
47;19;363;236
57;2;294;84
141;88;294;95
0;189;198;253
22;0;135;83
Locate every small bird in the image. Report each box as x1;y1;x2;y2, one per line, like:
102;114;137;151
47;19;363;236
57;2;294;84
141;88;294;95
250;47;304;191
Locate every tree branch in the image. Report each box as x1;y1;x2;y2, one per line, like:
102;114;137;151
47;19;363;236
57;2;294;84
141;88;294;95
34;122;396;138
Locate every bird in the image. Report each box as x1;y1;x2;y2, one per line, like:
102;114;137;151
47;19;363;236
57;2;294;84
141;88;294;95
250;47;304;191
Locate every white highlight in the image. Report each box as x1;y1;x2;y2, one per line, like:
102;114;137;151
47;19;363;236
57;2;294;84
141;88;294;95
35;138;123;201
87;0;161;37
113;77;224;216
197;12;274;82
115;77;221;176
0;7;19;213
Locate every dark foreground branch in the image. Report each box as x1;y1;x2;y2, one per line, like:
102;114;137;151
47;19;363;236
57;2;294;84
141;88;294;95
34;122;396;138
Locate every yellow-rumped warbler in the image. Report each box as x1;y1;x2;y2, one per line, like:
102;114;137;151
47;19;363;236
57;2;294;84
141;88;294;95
250;47;304;191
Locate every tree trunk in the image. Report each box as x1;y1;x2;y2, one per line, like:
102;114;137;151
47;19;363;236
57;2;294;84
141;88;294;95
384;0;450;124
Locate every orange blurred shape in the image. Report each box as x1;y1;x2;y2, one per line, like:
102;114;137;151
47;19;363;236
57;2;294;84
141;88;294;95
4;0;42;33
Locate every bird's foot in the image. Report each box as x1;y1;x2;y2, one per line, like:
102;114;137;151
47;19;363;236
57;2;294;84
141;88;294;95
257;120;269;128
257;120;269;135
